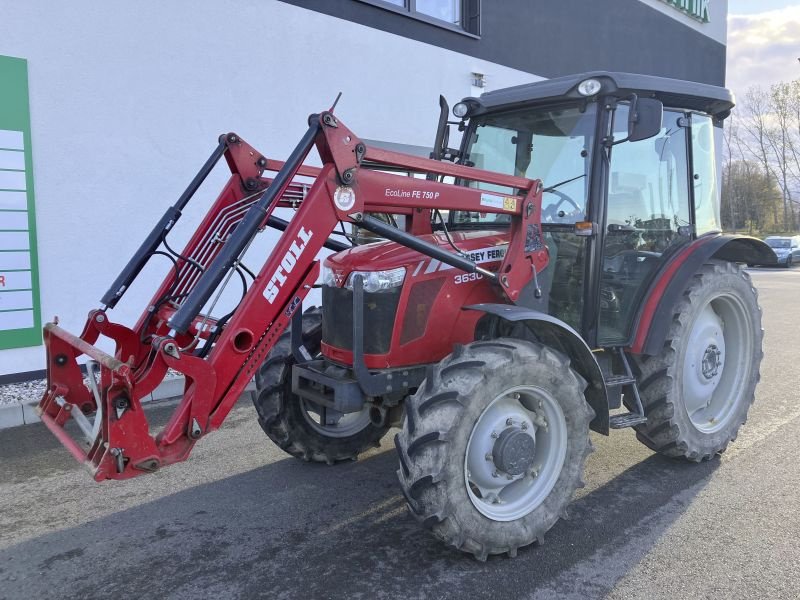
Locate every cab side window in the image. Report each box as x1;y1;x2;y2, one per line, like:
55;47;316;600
692;115;722;235
606;106;691;249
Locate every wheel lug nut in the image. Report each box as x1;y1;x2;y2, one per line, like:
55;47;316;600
491;431;498;439
492;470;499;478
506;418;514;426
521;422;528;430
485;453;493;461
506;474;514;480
512;393;520;400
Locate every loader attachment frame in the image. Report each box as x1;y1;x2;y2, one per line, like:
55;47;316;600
38;110;546;480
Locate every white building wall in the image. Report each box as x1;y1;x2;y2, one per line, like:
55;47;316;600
0;0;542;375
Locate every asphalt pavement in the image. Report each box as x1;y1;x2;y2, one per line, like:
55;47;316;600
1;267;799;600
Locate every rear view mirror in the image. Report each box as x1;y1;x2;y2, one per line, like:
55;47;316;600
628;97;663;142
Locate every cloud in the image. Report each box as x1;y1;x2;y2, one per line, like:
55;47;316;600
727;6;800;100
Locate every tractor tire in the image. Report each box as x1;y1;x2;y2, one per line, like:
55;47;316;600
395;338;593;560
633;260;763;461
252;307;389;464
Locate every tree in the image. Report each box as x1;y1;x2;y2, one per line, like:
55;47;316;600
721;160;782;233
720;79;800;233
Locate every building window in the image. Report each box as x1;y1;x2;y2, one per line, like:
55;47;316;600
416;0;460;26
357;0;481;36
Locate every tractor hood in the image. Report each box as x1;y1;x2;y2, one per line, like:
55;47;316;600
323;229;510;282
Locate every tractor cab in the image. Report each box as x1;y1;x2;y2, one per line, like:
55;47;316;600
445;71;733;348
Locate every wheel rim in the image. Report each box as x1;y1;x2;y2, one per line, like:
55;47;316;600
300;400;373;438
464;385;568;521
682;294;753;433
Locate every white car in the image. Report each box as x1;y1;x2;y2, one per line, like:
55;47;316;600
757;236;800;268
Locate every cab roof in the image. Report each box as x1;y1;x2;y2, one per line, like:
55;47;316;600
471;71;734;119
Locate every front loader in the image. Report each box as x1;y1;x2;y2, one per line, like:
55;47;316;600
38;72;775;559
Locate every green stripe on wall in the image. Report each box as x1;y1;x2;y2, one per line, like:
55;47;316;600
0;55;42;350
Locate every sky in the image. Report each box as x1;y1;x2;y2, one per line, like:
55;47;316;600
728;0;798;14
726;1;800;99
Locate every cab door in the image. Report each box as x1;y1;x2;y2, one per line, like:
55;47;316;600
597;106;693;346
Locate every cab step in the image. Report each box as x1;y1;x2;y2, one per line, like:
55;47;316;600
604;348;647;429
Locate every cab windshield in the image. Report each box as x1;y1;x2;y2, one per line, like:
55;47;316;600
454;103;597;228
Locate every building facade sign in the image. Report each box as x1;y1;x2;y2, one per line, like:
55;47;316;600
660;0;710;23
0;55;42;350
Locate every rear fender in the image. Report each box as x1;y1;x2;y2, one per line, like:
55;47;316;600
630;233;774;356
466;303;610;435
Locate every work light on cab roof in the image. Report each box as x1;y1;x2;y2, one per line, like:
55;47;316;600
577;77;602;96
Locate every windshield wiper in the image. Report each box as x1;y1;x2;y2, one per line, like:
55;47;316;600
542;173;586;193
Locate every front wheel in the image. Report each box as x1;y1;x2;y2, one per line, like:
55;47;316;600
633;261;763;461
252;308;389;464
395;338;593;560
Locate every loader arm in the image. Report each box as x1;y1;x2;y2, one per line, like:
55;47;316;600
39;111;546;481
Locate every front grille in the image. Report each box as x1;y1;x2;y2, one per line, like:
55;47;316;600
322;286;401;354
400;278;444;344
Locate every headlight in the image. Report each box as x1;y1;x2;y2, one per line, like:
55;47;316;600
577;78;602;97
321;264;336;287
453;102;470;118
345;267;406;293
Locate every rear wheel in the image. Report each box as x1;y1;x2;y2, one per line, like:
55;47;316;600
633;261;762;461
395;338;593;560
252;308;389;464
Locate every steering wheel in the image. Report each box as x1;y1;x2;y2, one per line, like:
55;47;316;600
542;189;582;223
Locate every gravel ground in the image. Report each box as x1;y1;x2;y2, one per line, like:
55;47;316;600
0;369;184;407
0;378;46;407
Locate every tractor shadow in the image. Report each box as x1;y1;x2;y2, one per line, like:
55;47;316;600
0;427;719;600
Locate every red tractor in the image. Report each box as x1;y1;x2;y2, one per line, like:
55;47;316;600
38;72;775;559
